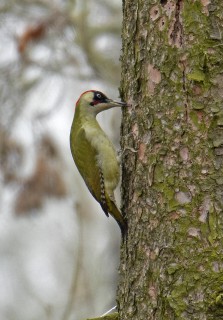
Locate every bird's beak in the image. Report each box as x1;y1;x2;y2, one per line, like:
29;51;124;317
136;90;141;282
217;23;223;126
93;98;129;115
106;99;128;107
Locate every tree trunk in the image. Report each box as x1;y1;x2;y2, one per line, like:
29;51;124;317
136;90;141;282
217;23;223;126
118;0;223;319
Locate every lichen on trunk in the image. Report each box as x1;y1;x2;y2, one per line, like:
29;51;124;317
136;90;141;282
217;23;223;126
118;0;223;319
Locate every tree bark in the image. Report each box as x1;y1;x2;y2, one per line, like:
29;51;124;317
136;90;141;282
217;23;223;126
118;0;223;319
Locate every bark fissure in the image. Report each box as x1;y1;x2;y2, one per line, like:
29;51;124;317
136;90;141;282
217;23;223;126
182;61;189;123
170;0;183;47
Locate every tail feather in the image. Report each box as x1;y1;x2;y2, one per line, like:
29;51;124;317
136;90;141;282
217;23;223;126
109;200;127;237
101;196;127;237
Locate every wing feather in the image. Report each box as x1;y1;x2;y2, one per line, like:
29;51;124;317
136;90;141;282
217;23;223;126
70;125;126;235
71;127;113;219
71;127;102;200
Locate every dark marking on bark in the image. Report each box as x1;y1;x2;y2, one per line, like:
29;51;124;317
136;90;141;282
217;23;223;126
182;61;189;123
133;3;139;58
170;0;183;47
206;210;213;246
160;0;167;5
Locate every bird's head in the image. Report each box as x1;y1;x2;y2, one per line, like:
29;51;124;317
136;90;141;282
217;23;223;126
76;90;127;115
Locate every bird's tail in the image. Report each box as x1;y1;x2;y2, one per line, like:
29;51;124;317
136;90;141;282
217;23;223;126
109;200;127;238
101;195;127;237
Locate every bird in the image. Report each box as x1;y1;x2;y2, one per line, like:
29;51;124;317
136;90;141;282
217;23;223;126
70;90;127;236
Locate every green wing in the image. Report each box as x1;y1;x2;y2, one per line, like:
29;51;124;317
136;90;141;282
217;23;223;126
70;126;126;234
70;127;107;213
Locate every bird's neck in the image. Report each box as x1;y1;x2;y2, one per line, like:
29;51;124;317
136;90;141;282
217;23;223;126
75;105;97;120
74;107;101;132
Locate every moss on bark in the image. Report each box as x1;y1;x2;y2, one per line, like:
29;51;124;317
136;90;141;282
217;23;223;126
118;0;223;319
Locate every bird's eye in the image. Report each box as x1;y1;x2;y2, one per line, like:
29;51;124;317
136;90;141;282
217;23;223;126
96;93;102;99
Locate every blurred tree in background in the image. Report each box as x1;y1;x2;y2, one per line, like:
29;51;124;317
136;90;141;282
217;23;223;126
0;1;123;319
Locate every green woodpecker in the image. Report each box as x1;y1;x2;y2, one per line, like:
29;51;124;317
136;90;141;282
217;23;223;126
70;90;127;235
